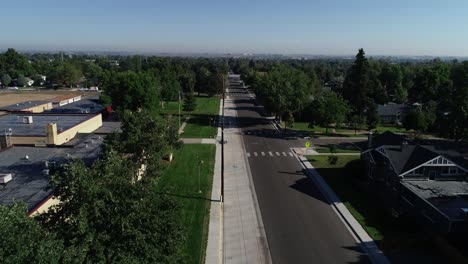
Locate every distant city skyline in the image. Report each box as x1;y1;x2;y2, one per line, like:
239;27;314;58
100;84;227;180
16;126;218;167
2;0;468;56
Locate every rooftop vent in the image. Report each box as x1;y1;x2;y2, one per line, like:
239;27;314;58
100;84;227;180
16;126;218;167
0;173;13;185
22;116;33;124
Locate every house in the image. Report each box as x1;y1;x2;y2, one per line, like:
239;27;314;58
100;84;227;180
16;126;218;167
322;80;342;93
377;103;406;124
359;132;468;234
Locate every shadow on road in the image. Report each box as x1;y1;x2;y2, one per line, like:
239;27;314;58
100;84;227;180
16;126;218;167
289;176;330;204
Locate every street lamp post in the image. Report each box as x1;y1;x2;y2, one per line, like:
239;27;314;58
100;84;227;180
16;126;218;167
198;160;204;193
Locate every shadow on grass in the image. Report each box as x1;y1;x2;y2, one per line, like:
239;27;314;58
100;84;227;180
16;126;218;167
156;191;220;202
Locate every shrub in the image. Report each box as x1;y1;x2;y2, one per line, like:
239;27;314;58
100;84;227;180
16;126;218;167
328;155;338;165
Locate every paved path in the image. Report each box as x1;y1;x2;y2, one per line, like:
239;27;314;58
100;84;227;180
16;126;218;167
178;116;190;134
181;138;216;144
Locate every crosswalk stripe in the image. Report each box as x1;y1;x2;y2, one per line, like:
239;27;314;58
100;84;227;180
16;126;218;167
289;152;293;156
261;152;265;156
276;152;280;156
269;151;273;156
282;152;287;156
247;153;251;157
254;152;258;156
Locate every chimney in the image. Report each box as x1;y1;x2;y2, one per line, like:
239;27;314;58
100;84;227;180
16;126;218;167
46;123;58;145
368;131;373;148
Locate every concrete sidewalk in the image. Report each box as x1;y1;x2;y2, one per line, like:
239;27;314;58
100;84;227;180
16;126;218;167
205;92;271;264
181;138;216;144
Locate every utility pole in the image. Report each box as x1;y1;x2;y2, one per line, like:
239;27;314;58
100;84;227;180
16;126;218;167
178;90;181;130
221;73;225;202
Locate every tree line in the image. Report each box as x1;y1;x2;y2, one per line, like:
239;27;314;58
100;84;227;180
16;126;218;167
234;49;467;141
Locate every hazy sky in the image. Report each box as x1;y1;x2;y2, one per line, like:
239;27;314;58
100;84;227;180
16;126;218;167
2;0;468;56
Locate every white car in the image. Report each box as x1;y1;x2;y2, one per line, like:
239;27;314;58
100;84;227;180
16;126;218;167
7;86;18;90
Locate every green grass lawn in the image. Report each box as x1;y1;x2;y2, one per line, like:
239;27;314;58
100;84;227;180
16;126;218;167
157;144;216;264
160;96;220;116
181;116;218;138
161;97;220;138
306;155;384;240
374;125;407;134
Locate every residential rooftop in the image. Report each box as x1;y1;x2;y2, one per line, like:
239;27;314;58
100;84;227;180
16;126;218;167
0;114;94;136
0;135;104;211
377;102;405;116
403;180;468;220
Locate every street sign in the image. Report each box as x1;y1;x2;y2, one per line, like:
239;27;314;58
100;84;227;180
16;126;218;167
305;141;311;148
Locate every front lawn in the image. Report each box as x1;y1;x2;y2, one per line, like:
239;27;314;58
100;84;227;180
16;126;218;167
314;146;360;153
157;144;216;264
306;155;384;240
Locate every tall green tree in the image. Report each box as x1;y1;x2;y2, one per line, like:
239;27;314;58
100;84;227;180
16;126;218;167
309;91;350;133
379;64;407;103
343;49;371;114
102;71;159;112
50;63;82;87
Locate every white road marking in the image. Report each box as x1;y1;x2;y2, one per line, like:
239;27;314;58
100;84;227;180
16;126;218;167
247;153;251;157
261;152;265;156
276;152;280;156
269;151;273;156
289;152;293;156
254;152;258;156
282;152;287;156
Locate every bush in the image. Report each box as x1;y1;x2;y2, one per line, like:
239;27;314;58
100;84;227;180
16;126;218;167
328;155;338;165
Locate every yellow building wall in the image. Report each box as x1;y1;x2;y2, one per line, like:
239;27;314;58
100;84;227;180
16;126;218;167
26;102;53;113
28;196;60;217
10;136;47;146
54;114;102;145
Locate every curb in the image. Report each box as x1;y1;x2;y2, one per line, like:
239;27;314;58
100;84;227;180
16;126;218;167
293;149;390;264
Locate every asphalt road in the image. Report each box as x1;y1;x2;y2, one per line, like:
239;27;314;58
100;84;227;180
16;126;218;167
228;80;370;264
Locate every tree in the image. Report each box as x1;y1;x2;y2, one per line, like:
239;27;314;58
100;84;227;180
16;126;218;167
51;63;82;87
31;74;45;86
183;92;196;111
102;71;159;112
17;74;30;87
343;49;371;114
366;102;380;129
0;48;32;77
1;73;11;87
379;64;407;103
349;114;367;134
82;62;103;87
403;108;427;132
39;151;185;263
309;91;350;133
254;65;315;127
0;203;71;263
106;110;180;177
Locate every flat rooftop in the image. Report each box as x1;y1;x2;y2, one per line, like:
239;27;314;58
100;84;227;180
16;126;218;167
46;99;103;114
0;100;50;111
0;114;94;136
403;180;468;220
0;135;104;211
